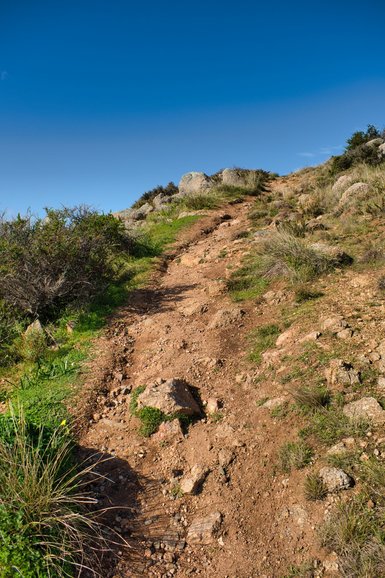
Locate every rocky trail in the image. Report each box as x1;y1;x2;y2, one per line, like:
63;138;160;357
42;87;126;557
77;186;385;578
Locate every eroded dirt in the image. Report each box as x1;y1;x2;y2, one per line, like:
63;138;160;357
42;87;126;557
78;199;334;578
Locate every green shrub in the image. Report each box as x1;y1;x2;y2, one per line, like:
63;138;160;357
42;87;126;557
131;181;178;209
331;124;385;173
0;207;133;321
181;194;219;210
301;407;368;446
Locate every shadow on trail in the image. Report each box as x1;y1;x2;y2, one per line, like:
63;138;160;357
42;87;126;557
117;283;198;317
78;446;183;578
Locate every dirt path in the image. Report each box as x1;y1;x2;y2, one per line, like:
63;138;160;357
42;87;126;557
80;199;325;578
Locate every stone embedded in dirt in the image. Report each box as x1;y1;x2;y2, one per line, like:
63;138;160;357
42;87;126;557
180;464;209;495
24;319;44;337
377;376;385;391
325;359;361;389
276;327;297;348
261;397;287;410
332;174;355;194
187;512;222;544
327;437;356;455
152;419;184;442
262;289;287;304
180;253;202;268
377;339;385;358
208;307;246;329
319;467;353;492
136;378;201;417
206;397;220;414
321;315;349;334
218;448;235;468
343;397;385;424
336;328;354;340
299;331;322;343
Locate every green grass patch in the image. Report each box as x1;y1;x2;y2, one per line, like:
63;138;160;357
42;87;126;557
227;258;269;302
248;324;280;364
300;407;369;446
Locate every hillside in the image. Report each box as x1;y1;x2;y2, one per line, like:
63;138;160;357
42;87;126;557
1;128;385;577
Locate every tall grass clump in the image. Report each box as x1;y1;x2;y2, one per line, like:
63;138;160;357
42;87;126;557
257;232;338;282
0;408;108;577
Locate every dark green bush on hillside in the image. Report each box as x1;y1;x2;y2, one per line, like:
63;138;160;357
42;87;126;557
331;124;385;173
132;181;178;209
0;206;132;321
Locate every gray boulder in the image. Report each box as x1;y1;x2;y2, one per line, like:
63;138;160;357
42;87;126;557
178;172;213;195
319;467;353;492
365;138;384;148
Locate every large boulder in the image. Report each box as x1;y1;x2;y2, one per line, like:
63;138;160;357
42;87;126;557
379;142;385;157
178;172;213;195
338;182;370;210
130;202;154;221
136;378;201;417
331;175;354;195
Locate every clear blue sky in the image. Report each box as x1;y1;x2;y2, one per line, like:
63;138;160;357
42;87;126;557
1;0;385;216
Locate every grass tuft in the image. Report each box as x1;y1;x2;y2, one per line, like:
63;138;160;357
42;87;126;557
304;473;328;501
278;441;313;473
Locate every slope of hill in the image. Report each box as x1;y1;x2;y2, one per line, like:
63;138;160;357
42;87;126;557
1;128;385;577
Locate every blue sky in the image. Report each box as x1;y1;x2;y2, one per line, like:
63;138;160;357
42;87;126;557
1;0;385;216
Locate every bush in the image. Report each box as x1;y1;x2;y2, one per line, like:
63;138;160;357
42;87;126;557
0;409;104;577
132;182;178;209
331;124;385;173
0;207;132;321
0;301;20;366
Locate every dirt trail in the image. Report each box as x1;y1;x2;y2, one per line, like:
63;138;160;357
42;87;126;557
80;198;323;577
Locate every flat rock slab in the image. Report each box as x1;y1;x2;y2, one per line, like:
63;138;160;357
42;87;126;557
137;378;201;417
187;512;222;544
343;397;385;424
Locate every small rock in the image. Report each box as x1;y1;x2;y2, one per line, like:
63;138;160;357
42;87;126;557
343;397;385;424
180;465;209;495
336;328;354;340
276;327;297;348
321;316;349;334
208;307;246;329
218;448;235;468
152;419;184;442
187;512;222;544
319;467;353;492
206;398;220;414
261;397;287;409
